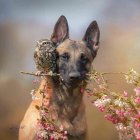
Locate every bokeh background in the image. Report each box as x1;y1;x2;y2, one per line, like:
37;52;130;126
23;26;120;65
0;0;140;140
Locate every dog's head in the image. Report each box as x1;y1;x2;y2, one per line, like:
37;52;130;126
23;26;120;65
51;16;100;88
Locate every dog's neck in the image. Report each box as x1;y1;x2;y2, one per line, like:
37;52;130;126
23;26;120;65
42;77;86;120
51;78;85;103
43;77;86;100
44;77;86;119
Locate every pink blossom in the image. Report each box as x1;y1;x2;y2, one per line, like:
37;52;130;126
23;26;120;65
30;89;35;95
134;87;140;96
93;100;105;112
134;121;140;129
134;129;140;140
134;97;140;104
50;136;54;140
123;91;128;97
64;131;67;135
59;125;64;131
104;114;119;124
33;78;39;84
80;88;84;93
116;109;126;117
98;106;105;112
30;89;40;100
137;111;140;118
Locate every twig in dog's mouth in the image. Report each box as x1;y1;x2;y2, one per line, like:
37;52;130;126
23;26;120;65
20;71;60;76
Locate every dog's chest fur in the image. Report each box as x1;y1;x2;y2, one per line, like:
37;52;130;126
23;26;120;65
51;84;84;120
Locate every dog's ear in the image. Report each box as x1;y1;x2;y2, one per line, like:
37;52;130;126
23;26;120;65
51;15;69;45
83;21;100;53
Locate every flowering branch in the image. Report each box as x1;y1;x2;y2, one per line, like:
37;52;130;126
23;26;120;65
85;68;140;140
24;68;140;140
30;80;68;140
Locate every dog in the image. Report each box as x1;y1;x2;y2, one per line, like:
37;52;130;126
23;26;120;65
19;15;100;140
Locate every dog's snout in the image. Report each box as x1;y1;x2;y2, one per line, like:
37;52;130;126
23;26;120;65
69;72;80;81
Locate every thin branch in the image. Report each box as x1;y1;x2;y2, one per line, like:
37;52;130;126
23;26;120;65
20;71;60;76
102;72;126;75
20;70;126;77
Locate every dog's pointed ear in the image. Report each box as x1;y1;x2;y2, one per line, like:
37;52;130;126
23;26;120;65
51;15;69;45
83;21;100;53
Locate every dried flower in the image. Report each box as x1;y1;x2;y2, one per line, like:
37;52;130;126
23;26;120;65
125;68;139;85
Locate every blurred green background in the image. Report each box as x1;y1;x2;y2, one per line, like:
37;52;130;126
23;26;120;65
0;0;140;140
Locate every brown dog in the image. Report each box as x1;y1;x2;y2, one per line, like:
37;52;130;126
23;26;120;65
19;15;100;140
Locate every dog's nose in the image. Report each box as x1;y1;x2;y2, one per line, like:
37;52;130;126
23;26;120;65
69;72;80;81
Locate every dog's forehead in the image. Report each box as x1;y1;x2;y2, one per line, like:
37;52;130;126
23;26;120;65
56;39;89;55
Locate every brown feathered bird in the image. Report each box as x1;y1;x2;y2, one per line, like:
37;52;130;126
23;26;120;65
34;39;57;74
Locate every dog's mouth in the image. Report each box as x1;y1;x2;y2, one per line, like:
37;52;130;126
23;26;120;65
60;76;86;89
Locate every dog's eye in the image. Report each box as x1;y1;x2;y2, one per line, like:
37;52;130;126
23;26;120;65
80;53;88;63
61;53;70;61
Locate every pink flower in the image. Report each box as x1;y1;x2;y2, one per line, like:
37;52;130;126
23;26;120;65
33;78;39;84
64;131;67;135
134;121;140;129
116;109;125;117
80;88;84;93
98;106;105;112
30;89;35;95
134;87;140;96
50;136;54;140
123;91;128;97
134;129;140;140
59;125;64;131
93;100;105;112
134;97;140;104
104;114;119;124
137;111;140;118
